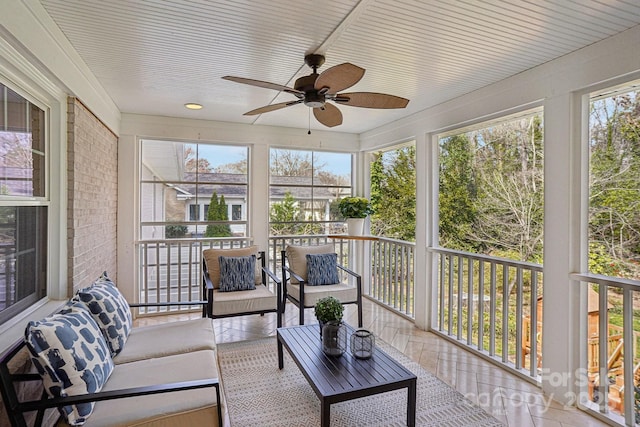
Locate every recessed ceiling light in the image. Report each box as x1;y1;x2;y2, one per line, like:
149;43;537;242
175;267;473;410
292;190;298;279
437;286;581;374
184;103;203;110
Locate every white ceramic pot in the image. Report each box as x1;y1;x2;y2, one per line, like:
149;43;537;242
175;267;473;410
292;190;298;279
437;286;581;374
346;218;365;236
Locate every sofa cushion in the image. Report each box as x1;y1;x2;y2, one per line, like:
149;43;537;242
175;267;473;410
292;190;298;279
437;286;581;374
285;244;334;284
113;318;216;365
85;350;223;427
218;255;256;292
203;246;261;289
286;282;358;307
305;253;340;286
211;284;277;317
75;272;133;357
25;304;114;426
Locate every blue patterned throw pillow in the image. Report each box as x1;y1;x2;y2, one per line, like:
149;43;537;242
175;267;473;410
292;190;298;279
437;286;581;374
25;304;114;426
306;253;340;286
75;272;133;356
219;255;257;292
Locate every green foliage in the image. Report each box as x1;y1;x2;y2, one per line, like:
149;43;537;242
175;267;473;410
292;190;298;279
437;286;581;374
589;91;640;279
370;146;416;241
437;115;544;263
338;197;373;218
205;192;232;237
165;225;188;238
270;192;301;235
314;296;344;323
438;135;478;251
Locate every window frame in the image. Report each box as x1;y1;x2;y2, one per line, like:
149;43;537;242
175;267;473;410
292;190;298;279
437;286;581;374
139;140;250;240
0;74;56;327
268;147;353;236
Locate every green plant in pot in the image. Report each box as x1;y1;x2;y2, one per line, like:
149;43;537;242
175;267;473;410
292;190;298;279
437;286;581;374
338;197;374;236
314;296;347;356
338;197;374;219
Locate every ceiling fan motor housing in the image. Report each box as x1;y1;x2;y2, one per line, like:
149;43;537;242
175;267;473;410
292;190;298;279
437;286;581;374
295;73;325;107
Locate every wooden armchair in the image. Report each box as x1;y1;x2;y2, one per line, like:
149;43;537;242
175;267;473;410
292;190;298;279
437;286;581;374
281;244;362;327
202;246;282;327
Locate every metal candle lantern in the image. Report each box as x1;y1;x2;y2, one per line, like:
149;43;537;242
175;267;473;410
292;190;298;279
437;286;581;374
350;329;375;359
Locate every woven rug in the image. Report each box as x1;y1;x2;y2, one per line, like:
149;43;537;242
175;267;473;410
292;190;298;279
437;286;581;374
217;337;504;427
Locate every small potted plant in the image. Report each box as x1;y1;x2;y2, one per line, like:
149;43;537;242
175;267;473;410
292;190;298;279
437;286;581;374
314;296;346;356
338;197;374;236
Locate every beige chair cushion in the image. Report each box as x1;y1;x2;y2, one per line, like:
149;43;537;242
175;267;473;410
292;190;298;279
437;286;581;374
286;282;358;307
75;350;224;427
211;284;277;317
113;318;216;365
203;245;261;289
285;244;335;284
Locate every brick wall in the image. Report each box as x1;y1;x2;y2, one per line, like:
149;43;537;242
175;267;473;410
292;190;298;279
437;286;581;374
67;97;118;294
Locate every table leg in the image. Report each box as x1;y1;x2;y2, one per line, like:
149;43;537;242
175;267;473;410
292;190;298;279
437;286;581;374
407;379;416;427
321;399;330;427
277;336;284;369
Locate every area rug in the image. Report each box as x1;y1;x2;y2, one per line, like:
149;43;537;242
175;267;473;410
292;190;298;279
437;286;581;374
217;337;504;427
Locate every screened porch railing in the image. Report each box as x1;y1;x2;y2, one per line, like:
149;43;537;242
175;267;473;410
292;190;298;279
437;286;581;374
136;235;417;320
570;272;640;427
430;247;544;380
136;237;253;315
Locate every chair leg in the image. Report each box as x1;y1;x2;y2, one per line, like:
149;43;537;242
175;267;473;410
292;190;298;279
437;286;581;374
357;301;363;328
299;305;305;325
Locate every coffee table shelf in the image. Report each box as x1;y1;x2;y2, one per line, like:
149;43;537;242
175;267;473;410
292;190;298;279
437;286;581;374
277;324;417;426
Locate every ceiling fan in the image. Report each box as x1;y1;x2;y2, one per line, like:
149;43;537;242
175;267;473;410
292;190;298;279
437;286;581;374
222;54;409;128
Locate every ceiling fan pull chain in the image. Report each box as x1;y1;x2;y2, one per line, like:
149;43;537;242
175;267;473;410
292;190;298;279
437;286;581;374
308;108;311;135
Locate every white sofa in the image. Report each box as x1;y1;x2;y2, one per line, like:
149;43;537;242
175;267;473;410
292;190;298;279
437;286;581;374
0;285;225;426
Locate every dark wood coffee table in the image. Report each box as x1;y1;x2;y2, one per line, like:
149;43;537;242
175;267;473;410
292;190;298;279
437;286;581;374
277;324;417;427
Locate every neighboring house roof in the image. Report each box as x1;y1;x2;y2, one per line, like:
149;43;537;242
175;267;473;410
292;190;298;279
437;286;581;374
176;172;348;201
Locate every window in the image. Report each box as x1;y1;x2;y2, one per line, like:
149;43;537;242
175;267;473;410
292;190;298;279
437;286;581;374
586;83;640;422
140;141;248;239
370;144;416;241
232;204;242;221
589;86;640;280
269;148;352;236
189;204;199;221
438;110;544;262
0;82;48;324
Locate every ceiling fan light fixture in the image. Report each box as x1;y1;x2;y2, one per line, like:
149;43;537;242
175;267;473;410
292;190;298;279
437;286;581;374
184;103;203;110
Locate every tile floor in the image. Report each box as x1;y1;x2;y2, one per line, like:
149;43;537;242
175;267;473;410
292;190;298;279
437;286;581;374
135;298;614;427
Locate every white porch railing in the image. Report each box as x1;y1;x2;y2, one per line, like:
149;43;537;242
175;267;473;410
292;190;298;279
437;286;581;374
136;237;252;315
571;272;640;426
429;247;544;380
370;237;415;318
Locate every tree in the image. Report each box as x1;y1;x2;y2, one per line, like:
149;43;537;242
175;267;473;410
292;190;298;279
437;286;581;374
214;159;247;174
469;116;544;262
184;146;212;173
370;146;416;241
438;135;478;251
589;92;640;278
205;192;232;237
270;150;315;176
269;192;301;236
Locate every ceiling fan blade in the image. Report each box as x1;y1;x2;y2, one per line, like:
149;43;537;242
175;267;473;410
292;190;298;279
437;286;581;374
313;103;343;127
222;76;302;96
244;100;302;116
333;92;409;109
314;63;365;93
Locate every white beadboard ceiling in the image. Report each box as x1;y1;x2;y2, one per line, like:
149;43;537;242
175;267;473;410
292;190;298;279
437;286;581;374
39;0;640;134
